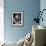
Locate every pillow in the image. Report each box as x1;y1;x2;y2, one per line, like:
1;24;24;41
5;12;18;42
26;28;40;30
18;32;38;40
17;37;25;46
23;32;34;46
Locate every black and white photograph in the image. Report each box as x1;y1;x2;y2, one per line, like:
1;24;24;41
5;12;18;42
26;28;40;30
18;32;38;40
12;11;24;26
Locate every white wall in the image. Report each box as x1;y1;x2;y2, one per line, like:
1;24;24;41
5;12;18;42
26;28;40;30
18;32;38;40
0;0;4;42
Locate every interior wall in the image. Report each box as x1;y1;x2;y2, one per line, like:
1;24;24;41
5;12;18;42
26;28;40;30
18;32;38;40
4;0;40;42
40;0;46;45
0;0;4;42
40;0;46;27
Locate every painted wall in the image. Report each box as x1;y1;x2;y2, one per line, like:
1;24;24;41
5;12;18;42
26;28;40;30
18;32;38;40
40;0;46;27
4;0;40;42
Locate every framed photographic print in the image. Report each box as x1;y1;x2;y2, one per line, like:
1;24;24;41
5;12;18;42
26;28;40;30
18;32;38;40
12;11;24;26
